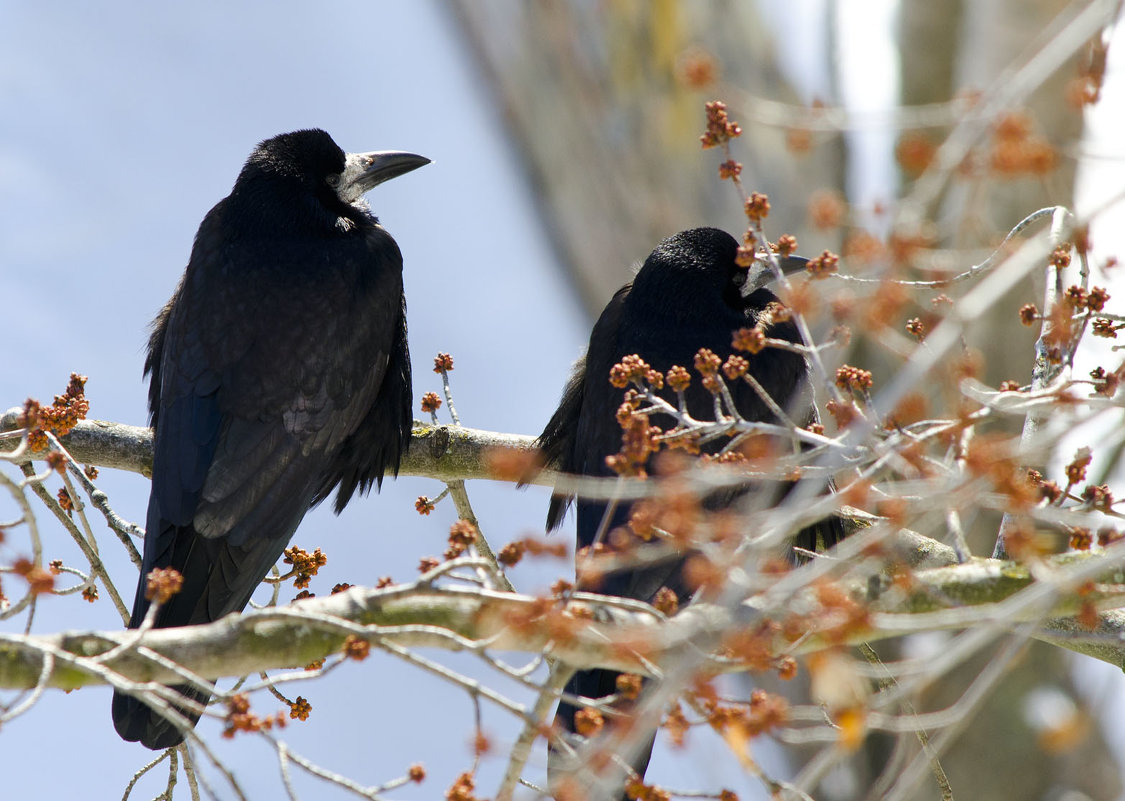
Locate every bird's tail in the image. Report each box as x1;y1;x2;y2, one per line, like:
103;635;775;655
111;684;211;750
550;669;656;801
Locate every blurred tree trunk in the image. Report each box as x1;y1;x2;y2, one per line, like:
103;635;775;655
450;0;844;315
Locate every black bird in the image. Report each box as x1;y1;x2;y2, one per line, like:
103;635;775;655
537;227;843;798
111;129;429;749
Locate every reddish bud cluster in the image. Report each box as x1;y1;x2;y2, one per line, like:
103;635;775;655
806;250;840;279
1088;287;1111;312
1064;284;1110;314
420;392;442;414
718;159;742;180
905;317;926;340
652;586;680;616
813;581;872;643
700;101;742;149
693;348;721;375
625;778;672;801
222;694;288;738
46;451;66;475
895;133;937;175
826;399;858;429
732;327;766;354
496;537;567;567
1099;528;1124;547
408;763;426;783
483;445;545;482
502;595;587;645
283;546;327;589
1081;483;1114;512
721;621;780;671
666;365;691;392
573;707;605;737
20;373;90;451
610;354;663;389
962;435;1038;510
774;234;798;256
1069;527;1094;551
1064;285;1087;308
289;696;312;721
1091;366;1122;396
1027;468;1062;504
664;702;690;748
990;111;1057;176
445;519;478;559
835;365;873;393
446;772;482;801
1065;447;1093;485
722;355;749;380
744;192;770;221
12;558;55;595
433;352;454;372
1019;303;1040;326
1001;523;1053;562
1091;318;1122;338
1051;248;1073;270
808;190;846;229
144;567;183;604
786;127;813;154
497;540;525;567
886;391;931;429
676;46;719;89
866;281;909;329
342;634;371;660
415;495;435;515
627;489;701;547
616;673;644;700
606;410;661;477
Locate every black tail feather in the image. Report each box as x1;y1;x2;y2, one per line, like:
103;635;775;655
112;684;211;750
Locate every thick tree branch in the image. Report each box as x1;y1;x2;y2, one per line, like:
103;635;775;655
0;411;546;486
2;549;1123;691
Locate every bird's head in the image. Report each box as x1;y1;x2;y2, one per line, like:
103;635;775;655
237;129;429;223
634;227;809;315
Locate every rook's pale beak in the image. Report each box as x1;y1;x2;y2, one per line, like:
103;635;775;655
740;255;809;297
339;150;430;202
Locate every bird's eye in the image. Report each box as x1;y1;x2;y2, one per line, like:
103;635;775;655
326;174;342;189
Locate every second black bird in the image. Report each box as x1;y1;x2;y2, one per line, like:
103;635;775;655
538;227;843;799
111;129;429;749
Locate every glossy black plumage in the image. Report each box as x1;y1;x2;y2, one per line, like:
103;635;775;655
111;129;428;749
538;227;843;798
